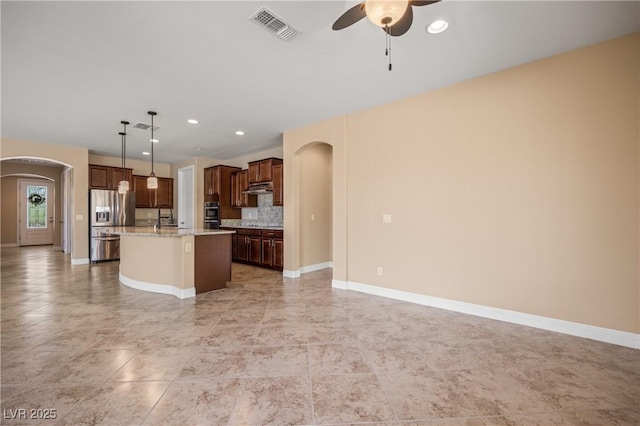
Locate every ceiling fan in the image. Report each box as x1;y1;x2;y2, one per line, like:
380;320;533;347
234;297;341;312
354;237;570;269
332;0;441;37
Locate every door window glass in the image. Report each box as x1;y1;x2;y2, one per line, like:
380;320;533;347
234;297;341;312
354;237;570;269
27;185;47;229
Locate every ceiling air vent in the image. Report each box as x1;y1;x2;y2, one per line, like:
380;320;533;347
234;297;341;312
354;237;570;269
250;6;299;41
132;122;159;132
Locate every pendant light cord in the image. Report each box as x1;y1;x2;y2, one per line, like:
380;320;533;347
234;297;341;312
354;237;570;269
149;111;156;178
120;121;128;181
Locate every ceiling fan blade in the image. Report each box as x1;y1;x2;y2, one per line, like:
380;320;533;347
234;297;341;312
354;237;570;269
411;0;440;6
332;3;367;30
386;6;413;36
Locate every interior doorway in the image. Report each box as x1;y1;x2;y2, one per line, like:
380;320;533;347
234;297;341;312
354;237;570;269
19;179;55;246
177;165;195;228
296;142;333;272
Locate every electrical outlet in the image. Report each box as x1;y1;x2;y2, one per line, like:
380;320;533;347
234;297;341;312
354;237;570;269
147;212;152;218
383;214;392;223
377;267;383;276
75;214;83;221
185;243;192;253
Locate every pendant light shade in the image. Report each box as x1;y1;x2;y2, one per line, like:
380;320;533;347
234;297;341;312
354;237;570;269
118;180;130;193
118;121;130;194
147;111;158;189
364;0;409;27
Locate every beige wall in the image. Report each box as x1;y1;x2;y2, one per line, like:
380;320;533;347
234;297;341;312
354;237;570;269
1;176;19;245
89;154;172;177
284;33;639;334
284;116;348;280
1;138;89;263
298;143;333;267
225;146;283;169
1;162;64;247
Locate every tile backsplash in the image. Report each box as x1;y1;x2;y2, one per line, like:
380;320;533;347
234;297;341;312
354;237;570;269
222;193;282;227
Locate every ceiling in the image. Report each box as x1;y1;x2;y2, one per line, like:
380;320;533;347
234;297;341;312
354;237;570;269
2;1;639;164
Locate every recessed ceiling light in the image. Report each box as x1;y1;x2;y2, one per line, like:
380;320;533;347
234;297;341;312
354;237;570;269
427;19;448;34
187;119;199;124
235;131;245;136
193;147;203;151
142;151;150;156
150;139;159;143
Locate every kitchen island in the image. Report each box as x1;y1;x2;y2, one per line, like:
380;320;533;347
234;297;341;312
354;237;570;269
100;227;235;299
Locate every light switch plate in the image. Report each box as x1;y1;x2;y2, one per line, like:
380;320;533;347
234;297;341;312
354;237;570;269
382;214;392;223
76;214;83;221
185;243;192;253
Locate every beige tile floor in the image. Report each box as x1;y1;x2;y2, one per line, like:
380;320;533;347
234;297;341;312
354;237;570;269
1;246;639;425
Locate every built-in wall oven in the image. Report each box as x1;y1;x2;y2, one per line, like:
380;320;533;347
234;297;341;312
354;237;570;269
204;201;220;229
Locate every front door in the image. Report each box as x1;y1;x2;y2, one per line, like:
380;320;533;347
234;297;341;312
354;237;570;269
19;179;54;246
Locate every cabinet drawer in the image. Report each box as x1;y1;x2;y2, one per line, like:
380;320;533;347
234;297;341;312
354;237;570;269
261;230;283;238
236;228;262;236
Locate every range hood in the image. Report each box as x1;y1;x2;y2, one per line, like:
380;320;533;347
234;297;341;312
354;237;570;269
242;182;273;194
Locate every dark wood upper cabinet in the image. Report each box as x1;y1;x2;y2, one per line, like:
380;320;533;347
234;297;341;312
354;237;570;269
231;170;257;209
272;163;283;206
133;175;152;208
89;165;110;189
133;174;173;208
204;167;215;200
110;168;133;191
89;164;133;190
205;165;242;219
155;177;173;207
247;158;283;184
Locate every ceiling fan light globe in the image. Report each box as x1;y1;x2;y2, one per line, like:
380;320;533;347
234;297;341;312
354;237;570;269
365;0;409;27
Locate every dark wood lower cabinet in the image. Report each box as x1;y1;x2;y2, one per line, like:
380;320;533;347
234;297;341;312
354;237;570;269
261;230;283;270
231;234;238;261
272;239;284;270
236;234;249;262
223;227;283;271
194;234;232;294
248;236;261;265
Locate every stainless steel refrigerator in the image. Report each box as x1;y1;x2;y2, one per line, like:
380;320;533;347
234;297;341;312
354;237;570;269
89;189;135;262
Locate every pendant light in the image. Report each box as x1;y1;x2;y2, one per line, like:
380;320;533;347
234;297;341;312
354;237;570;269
147;111;158;189
118;121;130;194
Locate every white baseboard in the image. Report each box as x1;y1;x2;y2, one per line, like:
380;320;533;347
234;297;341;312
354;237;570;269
0;243;18;248
119;272;195;299
284;261;333;278
331;279;348;290
300;261;333;274
71;257;90;265
283;269;300;278
344;280;640;350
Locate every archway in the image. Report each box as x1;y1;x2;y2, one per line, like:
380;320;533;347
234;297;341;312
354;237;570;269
294;142;333;275
1;157;73;253
282;116;348;286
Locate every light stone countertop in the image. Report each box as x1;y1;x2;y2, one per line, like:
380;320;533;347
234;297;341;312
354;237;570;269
220;225;283;230
97;226;236;238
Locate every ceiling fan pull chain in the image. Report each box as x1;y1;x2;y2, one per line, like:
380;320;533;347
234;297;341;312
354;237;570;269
386;26;392;71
